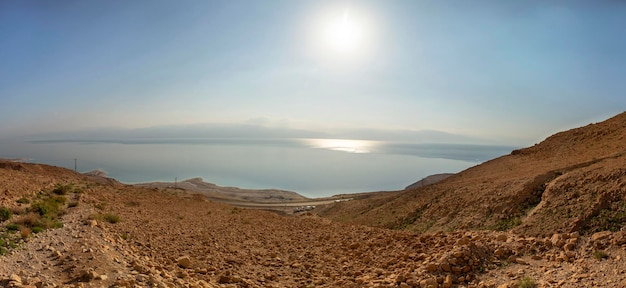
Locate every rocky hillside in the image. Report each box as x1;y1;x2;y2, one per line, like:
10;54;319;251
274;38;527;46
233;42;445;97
2;160;626;287
2;112;626;287
319;112;626;237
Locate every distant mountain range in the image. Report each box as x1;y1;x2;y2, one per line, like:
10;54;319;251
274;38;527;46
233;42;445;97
22;123;497;144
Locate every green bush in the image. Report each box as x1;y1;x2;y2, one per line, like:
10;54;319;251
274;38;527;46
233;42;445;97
594;250;609;260
31;195;66;217
0;207;12;222
517;276;537;288
103;213;121;224
35;217;63;229
16;197;29;204
493;216;522;231
52;184;73;195
6;223;19;232
90;212;122;224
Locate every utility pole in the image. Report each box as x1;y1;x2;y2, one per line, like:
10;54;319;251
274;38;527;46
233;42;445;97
175;177;177;189
74;158;77;172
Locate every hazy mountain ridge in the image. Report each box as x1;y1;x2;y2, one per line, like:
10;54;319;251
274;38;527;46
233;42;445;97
21;123;496;144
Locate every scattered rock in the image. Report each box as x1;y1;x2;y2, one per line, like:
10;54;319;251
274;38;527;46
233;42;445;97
496;234;508;242
176;256;193;269
592;231;612;242
9;274;22;284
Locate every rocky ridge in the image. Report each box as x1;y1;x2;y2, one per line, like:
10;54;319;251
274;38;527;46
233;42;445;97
319;112;626;237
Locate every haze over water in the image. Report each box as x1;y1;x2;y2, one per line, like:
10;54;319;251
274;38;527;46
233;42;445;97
0;138;513;198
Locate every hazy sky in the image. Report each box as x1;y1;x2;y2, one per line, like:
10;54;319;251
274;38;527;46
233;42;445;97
2;1;625;145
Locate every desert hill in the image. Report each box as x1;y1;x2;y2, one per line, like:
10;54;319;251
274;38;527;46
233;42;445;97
2;113;626;287
405;174;455;190
318;112;626;237
135;177;309;203
4;161;626;287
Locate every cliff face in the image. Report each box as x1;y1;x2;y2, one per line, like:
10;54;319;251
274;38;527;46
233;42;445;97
322;112;626;236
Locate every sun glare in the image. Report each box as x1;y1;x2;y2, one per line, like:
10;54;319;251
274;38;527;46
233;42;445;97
303;138;380;154
307;5;376;63
325;10;362;53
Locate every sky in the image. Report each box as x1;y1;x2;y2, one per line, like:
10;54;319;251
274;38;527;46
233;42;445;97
2;0;625;145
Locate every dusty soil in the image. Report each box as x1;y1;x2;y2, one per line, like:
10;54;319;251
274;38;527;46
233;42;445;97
1;162;626;287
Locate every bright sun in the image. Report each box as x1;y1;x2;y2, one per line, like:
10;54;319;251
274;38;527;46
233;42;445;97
324;10;363;53
308;5;376;64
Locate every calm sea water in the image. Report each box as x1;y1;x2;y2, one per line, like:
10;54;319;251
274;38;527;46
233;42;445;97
0;138;515;198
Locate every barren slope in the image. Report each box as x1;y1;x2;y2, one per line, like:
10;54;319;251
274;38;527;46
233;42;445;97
3;161;626;287
319;112;626;236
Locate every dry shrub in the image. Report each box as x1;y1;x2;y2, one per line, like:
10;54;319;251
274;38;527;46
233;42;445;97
14;212;40;227
10;206;25;215
19;227;31;239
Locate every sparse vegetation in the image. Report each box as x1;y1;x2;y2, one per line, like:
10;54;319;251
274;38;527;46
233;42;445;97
517;276;537;288
51;183;83;195
594;250;609;260
14;212;40;228
52;184;68;195
587;202;626;233
103;213;121;224
16;197;29;204
493;216;522;231
31;195;66;219
90;212;122;224
0;233;17;255
10;206;24;215
0;206;12;222
6;223;19;232
10;192;68;235
19;227;31;239
390;208;423;230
